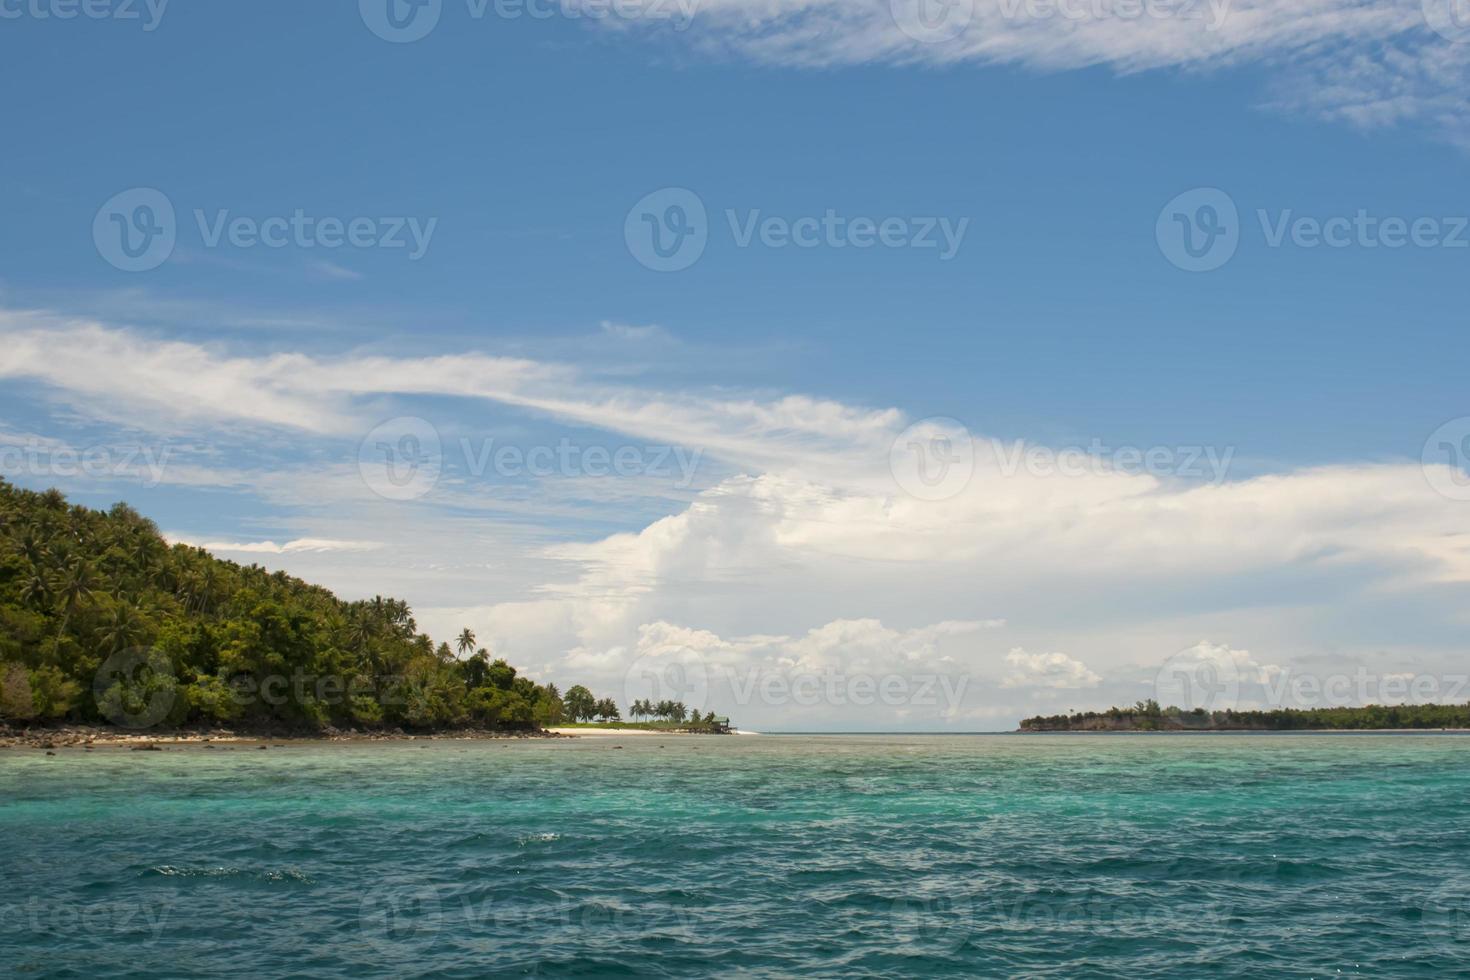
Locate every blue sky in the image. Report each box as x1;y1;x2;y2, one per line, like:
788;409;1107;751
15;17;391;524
2;0;1468;728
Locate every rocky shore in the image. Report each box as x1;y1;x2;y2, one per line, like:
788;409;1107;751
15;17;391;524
0;723;573;751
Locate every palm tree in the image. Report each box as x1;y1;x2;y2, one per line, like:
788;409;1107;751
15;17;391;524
456;628;476;658
95;603;142;654
51;557;95;646
18;570;49;609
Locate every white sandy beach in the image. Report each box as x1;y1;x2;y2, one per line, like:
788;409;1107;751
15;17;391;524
547;727;762;737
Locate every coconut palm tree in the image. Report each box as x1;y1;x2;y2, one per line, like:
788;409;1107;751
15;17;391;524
95;603;143;654
50;557;95;646
456;627;476;658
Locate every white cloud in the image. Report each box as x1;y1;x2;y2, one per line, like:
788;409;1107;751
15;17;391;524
1002;648;1102;689
306;260;363;282
6;310;1468;727
610;0;1470;145
168;537;385;555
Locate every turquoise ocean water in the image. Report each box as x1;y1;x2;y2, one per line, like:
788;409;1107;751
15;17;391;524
3;734;1469;977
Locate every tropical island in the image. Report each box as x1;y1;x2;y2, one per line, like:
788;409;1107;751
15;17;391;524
1021;699;1470;732
0;479;732;744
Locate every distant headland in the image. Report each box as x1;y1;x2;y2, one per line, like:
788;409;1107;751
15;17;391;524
1020;699;1470;732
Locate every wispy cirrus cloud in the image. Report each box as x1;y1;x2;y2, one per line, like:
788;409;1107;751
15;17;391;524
168;536;385;555
616;0;1470;146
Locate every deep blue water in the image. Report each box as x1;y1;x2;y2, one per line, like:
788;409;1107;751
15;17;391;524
3;734;1470;977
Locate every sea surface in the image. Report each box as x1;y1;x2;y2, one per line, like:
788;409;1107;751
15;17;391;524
3;734;1469;977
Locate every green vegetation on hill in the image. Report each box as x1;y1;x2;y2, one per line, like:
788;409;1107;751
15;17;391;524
1021;699;1470;731
0;478;580;732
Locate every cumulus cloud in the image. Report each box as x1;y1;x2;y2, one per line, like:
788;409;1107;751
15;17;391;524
1002;648;1102;689
5;311;1467;727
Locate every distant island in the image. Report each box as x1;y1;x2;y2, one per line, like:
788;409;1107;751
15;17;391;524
0;479;732;743
1021;699;1470;732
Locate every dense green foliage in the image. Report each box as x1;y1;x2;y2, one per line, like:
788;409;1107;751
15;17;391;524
0;479;570;732
1021;699;1470;731
558;718;732;733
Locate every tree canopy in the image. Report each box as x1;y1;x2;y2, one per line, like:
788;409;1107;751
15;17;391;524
0;479;570;732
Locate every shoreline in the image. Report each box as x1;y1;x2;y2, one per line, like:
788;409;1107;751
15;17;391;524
544;726;761;737
0;724;572;750
1018;727;1470;734
6;725;1454;751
